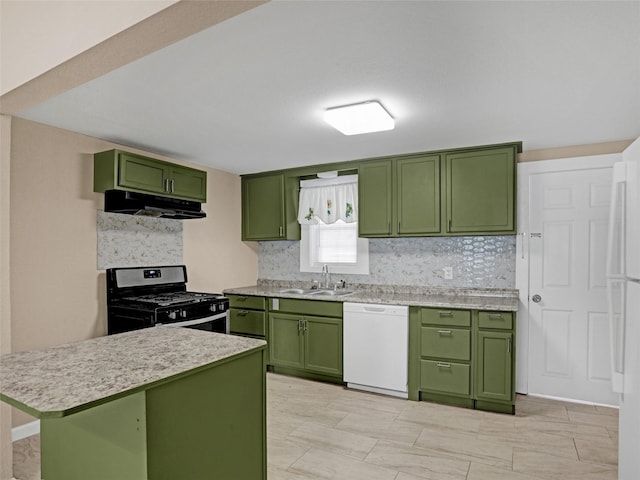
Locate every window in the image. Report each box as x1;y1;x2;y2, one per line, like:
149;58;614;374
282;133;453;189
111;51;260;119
300;221;369;274
298;174;369;275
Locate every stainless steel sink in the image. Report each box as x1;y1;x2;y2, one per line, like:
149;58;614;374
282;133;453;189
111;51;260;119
276;288;316;295
309;289;355;297
276;288;355;297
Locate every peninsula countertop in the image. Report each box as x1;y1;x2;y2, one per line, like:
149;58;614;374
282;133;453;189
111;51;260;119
223;282;519;312
0;327;266;418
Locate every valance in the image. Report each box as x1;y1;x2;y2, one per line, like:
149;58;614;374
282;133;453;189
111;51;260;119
297;176;358;225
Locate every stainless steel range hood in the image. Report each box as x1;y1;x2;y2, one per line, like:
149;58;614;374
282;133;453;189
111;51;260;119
104;190;206;219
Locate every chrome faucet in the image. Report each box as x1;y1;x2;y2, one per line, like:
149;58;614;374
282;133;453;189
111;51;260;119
321;264;330;289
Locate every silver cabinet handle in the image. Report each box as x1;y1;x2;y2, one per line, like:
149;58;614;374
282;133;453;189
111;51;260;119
448;219;452;232
237;310;249;316
436;363;451;368
438;311;453;317
532;294;542;303
279;225;283;237
488;314;503;319
164;178;170;192
507;337;512;353
437;330;452;335
398;221;401;234
170;179;175;193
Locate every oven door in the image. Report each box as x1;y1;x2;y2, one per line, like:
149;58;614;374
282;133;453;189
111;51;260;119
159;311;229;334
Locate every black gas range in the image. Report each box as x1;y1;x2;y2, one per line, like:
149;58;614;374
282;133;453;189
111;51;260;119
106;265;229;335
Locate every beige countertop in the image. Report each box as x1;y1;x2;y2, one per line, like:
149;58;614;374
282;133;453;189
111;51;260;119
223;282;519;312
0;327;266;418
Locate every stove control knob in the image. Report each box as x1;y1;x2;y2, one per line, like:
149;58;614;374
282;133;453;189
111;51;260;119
210;304;217;312
180;310;188;318
168;311;177;320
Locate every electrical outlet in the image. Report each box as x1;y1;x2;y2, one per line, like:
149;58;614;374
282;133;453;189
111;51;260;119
443;267;453;280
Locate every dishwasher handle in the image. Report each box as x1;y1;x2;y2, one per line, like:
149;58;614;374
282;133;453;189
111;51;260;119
343;302;409;317
363;306;387;313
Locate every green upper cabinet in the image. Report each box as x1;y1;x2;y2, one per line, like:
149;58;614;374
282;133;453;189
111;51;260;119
242;173;286;241
358;160;393;236
359;155;440;237
94;149;207;202
444;146;516;234
168;164;208;201
397;155;441;235
241;142;519;240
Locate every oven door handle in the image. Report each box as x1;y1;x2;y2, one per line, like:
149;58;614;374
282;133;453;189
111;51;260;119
157;311;229;331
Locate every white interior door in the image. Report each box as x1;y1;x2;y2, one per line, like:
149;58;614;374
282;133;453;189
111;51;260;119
527;165;618;405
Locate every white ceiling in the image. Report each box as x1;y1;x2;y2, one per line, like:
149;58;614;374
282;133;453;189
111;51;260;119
15;1;640;175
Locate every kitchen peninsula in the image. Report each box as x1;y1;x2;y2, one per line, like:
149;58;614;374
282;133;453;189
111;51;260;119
0;327;267;480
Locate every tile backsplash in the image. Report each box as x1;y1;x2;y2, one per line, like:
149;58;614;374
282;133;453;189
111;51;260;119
97;211;183;269
259;236;516;289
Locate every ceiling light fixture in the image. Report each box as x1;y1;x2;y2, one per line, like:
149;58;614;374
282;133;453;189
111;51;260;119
324;101;395;136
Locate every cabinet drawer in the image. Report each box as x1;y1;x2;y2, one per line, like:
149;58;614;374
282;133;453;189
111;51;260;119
228;295;266;310
420;327;470;361
421;308;471;327
271;298;342;318
230;309;266;337
478;311;513;330
420;360;470;396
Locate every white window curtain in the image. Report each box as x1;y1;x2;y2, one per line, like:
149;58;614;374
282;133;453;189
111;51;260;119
297;175;358;225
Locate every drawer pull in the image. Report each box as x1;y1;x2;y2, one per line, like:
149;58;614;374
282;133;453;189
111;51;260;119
438;311;453;317
238;296;248;301
436;363;451;368
237;310;249;316
437;330;452;335
488;314;503;319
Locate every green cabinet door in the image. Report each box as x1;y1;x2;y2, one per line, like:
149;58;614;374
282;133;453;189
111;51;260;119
242;174;285;240
475;331;513;402
269;313;304;369
445;146;515;234
304;316;343;376
118;152;169;194
168;165;207;201
397;155;441;235
94;149;207;202
358;160;393;236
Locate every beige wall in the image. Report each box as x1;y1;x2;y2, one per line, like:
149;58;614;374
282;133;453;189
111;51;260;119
0;0;178;95
518;140;633;162
8;117;258;430
0;115;12;480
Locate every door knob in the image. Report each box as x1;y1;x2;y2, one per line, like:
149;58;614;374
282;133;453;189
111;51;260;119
532;294;542;303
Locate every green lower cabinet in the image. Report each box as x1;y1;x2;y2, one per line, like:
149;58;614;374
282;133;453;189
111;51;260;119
228;294;269;360
420;360;470;396
305;316;343;376
475;330;514;412
269;313;305;369
268;302;343;382
409;307;516;414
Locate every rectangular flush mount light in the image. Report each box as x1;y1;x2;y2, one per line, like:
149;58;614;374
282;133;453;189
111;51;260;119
324;101;394;135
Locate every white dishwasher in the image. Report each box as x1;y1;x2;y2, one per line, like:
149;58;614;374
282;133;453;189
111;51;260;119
343;302;409;398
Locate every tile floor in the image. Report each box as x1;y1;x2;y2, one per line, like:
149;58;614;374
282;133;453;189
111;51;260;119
13;372;619;479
